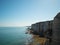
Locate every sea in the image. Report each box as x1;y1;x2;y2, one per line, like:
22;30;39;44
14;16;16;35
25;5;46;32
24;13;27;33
0;27;32;45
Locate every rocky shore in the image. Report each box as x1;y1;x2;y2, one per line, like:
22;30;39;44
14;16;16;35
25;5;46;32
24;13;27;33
26;12;60;45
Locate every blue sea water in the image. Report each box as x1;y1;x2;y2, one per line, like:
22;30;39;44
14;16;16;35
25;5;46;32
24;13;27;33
0;27;31;45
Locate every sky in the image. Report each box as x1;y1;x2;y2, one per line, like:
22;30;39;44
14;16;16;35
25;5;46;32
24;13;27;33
0;0;60;27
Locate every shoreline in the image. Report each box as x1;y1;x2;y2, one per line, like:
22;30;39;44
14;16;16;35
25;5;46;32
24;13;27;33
25;30;49;45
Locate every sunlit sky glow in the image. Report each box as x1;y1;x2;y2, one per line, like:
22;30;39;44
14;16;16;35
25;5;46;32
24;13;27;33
0;0;60;27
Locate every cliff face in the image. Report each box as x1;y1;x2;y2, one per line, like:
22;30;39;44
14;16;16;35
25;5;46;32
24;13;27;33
51;12;60;45
31;20;53;37
30;12;60;45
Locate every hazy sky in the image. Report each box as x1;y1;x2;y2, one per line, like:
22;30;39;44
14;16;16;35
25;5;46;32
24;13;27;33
0;0;60;27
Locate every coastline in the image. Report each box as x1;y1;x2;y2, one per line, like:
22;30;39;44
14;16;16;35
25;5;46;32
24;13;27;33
25;30;49;45
26;12;60;45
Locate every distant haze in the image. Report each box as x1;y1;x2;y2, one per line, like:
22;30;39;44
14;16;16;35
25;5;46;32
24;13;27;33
0;0;60;27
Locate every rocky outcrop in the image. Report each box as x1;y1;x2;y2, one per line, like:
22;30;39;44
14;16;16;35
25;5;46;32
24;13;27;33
30;12;60;45
51;12;60;45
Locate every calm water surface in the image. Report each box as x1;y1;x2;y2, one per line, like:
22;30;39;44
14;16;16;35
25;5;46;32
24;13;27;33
0;27;31;45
